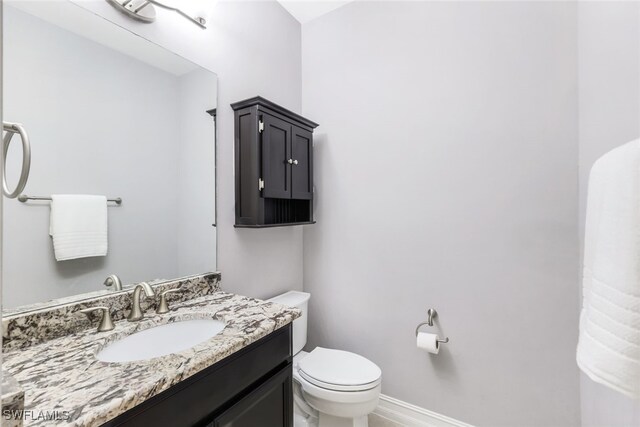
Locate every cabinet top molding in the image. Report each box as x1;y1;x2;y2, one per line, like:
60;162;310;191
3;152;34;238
231;96;319;130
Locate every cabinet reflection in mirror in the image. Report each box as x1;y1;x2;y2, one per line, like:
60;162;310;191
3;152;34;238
2;1;217;311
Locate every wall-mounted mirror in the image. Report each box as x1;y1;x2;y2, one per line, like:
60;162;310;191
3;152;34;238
2;1;217;311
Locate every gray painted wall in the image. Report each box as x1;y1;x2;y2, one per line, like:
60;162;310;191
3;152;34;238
65;0;304;299
577;2;640;425
301;2;580;425
177;68;217;275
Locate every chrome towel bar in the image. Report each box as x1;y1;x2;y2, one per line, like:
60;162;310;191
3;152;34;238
18;194;122;205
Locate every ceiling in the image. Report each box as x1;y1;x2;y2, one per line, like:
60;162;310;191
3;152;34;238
277;1;354;24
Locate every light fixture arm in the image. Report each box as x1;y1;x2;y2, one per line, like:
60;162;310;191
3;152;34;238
107;0;207;29
146;0;207;28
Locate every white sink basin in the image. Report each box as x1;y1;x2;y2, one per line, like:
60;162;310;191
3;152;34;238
97;319;226;363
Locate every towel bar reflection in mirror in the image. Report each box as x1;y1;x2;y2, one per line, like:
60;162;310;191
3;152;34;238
17;195;122;205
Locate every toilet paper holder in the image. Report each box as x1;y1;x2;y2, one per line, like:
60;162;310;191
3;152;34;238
415;308;449;344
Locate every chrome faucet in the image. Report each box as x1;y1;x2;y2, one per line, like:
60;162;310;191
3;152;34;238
127;282;156;322
104;274;123;291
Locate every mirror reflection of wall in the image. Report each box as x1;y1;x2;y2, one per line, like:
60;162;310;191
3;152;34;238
2;3;217;310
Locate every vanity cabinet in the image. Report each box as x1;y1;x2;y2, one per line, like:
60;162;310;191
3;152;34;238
102;324;292;427
211;364;292;427
231;97;319;227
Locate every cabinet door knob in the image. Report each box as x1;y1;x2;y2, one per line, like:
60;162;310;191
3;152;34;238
293;160;299;165
288;159;293;164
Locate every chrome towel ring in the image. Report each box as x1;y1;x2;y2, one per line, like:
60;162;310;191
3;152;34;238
2;122;31;199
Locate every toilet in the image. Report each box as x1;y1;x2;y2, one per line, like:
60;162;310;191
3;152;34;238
269;291;382;427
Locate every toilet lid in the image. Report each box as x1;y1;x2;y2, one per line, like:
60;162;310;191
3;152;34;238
297;347;382;392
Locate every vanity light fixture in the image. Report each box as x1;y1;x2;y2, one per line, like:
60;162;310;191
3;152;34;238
107;0;208;29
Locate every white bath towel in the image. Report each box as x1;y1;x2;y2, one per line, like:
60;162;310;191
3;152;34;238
577;139;640;400
49;195;108;261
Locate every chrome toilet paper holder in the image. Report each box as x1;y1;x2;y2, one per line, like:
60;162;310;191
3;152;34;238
415;308;449;344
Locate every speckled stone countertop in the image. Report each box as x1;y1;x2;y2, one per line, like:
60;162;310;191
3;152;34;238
2;370;24;427
3;273;221;351
2;291;300;426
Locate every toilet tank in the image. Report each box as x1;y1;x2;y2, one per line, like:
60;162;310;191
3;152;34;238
268;291;310;355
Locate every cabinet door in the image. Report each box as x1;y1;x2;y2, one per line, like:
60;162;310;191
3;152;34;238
261;114;291;199
213;364;293;427
290;126;313;200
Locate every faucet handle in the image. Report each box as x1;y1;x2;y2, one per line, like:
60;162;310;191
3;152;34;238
156;288;183;314
103;274;123;291
80;306;115;332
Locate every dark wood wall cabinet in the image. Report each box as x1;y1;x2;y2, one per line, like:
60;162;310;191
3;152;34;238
231;97;319;228
102;325;293;427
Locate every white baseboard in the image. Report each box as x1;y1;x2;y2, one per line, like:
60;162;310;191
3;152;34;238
373;394;473;427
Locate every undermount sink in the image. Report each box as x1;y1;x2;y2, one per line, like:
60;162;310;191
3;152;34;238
97;319;226;363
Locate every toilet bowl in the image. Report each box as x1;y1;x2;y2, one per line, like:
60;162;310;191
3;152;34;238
269;291;382;427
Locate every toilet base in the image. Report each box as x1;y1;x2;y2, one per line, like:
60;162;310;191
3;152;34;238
295;412;318;427
318;413;368;427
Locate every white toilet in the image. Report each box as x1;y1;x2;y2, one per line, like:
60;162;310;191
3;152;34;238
269;291;382;427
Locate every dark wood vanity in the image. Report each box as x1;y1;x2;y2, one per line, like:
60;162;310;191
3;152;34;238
232;97;319;228
102;325;293;427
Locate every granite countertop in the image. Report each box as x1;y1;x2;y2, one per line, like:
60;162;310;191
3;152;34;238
2;370;25;427
2;291;300;426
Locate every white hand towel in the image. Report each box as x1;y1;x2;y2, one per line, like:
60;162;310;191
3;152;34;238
576;139;640;400
49;195;108;261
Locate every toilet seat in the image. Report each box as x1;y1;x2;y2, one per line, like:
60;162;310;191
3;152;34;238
297;347;382;392
298;372;382;404
299;372;380;392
